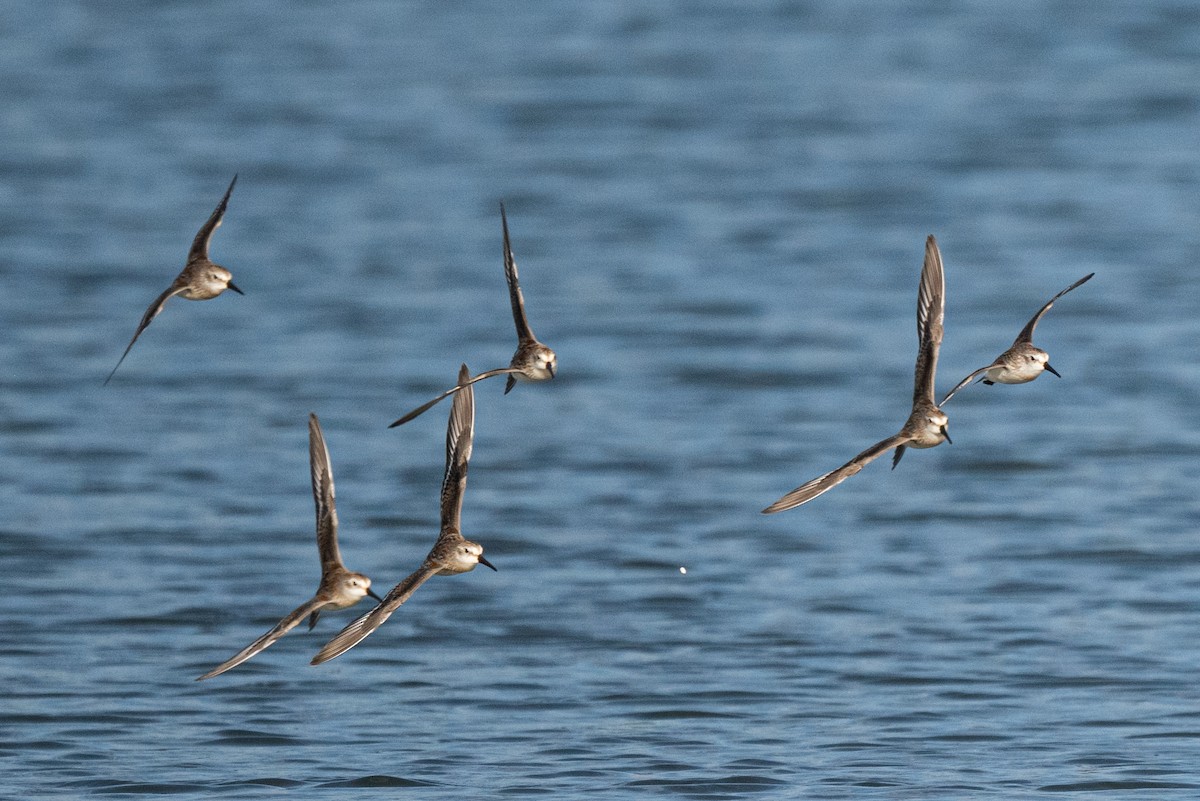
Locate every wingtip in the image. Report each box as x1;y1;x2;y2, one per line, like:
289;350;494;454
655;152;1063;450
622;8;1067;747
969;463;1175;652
310;645;341;666
195;665;223;682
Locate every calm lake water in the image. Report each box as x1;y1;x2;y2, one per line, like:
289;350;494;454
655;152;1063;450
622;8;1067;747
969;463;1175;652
3;1;1200;798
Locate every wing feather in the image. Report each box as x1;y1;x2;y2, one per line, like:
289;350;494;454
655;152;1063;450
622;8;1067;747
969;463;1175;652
308;413;343;569
196;597;325;680
388;367;521;428
501;203;537;344
188;174;237;263
310;566;440;664
439;364;475;534
1013;272;1094;345
762;434;909;514
103;283;188;385
913;235;945;407
938;364;996;406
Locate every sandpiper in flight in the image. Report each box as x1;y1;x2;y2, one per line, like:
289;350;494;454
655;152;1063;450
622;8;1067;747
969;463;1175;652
105;175;244;385
313;364;496;664
763;235;952;514
938;272;1094;406
388;204;556;427
196;413;381;680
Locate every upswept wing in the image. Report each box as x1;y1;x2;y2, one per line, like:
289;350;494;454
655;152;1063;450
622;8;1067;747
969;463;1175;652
188;174;238;263
308;413;343;569
912;235;945;408
1013;272;1094;345
501;203;537;344
439;364;475;535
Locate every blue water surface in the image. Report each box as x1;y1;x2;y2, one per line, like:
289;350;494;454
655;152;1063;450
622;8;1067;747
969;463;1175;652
2;1;1200;798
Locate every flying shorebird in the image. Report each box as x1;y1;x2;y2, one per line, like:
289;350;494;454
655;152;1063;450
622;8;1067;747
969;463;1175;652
196;413;381;680
763;235;952;514
104;174;244;385
313;364;497;665
387;204;556;427
938;272;1094;406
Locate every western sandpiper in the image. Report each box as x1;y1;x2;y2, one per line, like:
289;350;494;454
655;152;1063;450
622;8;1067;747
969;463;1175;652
763;235;952;514
939;272;1093;405
105;175;244;385
196;413;381;680
313;364;496;664
387;205;556;427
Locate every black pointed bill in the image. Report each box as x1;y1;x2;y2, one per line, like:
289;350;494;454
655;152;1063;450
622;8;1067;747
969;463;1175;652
227;281;245;295
478;555;497;571
1045;363;1061;378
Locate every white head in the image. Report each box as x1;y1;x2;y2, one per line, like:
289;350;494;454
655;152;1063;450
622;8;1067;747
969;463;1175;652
927;409;951;444
1027;347;1059;377
453;540;497;573
203;266;243;297
533;346;557;380
339;572;378;602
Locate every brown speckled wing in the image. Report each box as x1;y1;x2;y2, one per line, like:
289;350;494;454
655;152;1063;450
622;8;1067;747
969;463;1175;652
912;235;945;408
308;413;344;570
439;364;475;536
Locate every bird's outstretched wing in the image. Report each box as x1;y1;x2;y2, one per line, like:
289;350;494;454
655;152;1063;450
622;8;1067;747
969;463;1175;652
762;434;909;514
308;413;344;569
188;174;238;263
388;367;521;428
310;565;440;665
103;282;188;385
196;596;325;680
501;203;537;345
938;363;997;406
439;364;474;535
912;235;945;408
1012;272;1094;346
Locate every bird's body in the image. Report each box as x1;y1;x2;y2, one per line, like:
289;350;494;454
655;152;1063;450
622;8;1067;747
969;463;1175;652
196;414;379;680
940;273;1093;404
105;175;244;385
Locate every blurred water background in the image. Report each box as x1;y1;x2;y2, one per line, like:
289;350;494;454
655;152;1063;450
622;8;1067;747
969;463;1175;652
2;1;1200;798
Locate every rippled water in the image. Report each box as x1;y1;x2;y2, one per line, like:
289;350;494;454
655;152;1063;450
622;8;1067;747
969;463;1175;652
3;1;1200;798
